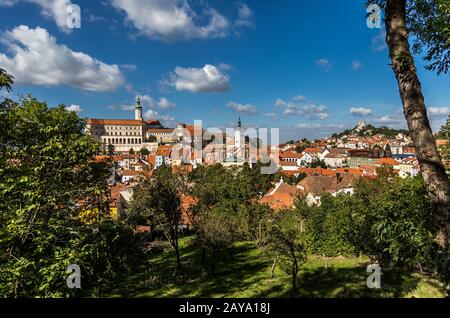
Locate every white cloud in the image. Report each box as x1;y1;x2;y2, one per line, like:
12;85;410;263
120;64;137;72
372;109;407;129
275;98;286;107
0;25;125;91
111;95;176;113
372;29;387;52
276;97;329;120
110;0;230;41
0;0;76;32
143;110;176;126
315;58;332;71
428;107;450;116
66;104;82;113
371;107;450;131
168;64;230;93
293;95;307;101
297;123;322;129
144;109;159;120
286;104;327;120
227;101;257;114
286;104;328;119
235;2;254;28
264;112;278;120
349;107;372;117
352;60;363;70
138;95;176;110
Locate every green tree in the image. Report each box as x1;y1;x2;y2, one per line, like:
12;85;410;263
347;177;436;268
129;148;135;155
127;169;184;270
140;147;150;155
267;211;306;291
372;0;450;249
0;97;142;297
107;144;115;156
0;68;14;93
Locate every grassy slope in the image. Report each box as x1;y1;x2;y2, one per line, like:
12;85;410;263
109;237;448;298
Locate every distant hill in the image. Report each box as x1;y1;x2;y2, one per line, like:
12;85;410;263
332;121;409;138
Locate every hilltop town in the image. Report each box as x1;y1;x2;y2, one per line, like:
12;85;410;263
85;99;450;220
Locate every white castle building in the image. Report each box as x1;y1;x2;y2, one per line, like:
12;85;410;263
86;98;163;153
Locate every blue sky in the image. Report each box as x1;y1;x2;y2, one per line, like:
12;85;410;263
1;0;449;142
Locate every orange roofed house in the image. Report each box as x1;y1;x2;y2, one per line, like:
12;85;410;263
86;97;163;153
260;178;304;211
297;173;360;205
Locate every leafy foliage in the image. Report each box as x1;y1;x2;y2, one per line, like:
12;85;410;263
0;97;143;297
346;177;438;268
368;0;450;74
0;68;14;93
127;165;184;269
408;0;450;75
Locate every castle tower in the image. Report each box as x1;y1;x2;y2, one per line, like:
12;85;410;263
135;97;143;121
235;116;244;150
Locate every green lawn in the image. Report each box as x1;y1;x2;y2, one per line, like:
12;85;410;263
109;237;448;298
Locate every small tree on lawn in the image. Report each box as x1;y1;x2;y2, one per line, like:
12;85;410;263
268;211;306;291
127;171;183;271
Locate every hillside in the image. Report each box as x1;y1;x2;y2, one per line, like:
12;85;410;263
332;121;409;138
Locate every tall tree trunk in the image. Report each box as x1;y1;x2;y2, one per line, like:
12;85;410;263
385;0;450;250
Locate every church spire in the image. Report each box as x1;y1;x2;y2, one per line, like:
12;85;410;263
136;97;142;110
238;116;242;128
135;96;143;121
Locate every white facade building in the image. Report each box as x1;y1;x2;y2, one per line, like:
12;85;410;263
86;98;163;153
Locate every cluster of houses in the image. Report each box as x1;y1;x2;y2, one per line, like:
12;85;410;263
87;106;449;223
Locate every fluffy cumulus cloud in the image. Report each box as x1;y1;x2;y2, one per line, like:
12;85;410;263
143;109;176;126
0;25;125;91
138;95;176;110
168;64;230;93
0;0;77;32
227;101;257;114
110;0;232;40
144;109;159;120
371;109;407;129
349;107;372;117
66;104;82;113
110;94;175;112
276;97;329;120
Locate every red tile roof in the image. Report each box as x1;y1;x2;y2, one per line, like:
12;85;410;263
280;151;303;159
376;157;399;166
303;147;322;154
260;181;303;211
